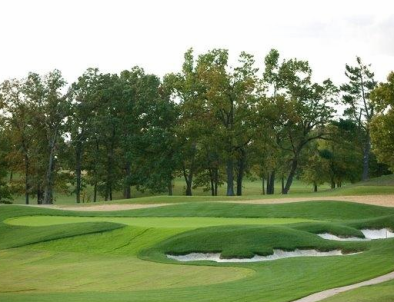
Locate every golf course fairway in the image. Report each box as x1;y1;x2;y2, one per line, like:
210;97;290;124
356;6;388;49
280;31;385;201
1;200;394;302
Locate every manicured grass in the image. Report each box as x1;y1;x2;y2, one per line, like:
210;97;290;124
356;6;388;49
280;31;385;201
321;279;394;302
1;200;394;302
144;224;365;259
0;247;252;294
5;216;314;228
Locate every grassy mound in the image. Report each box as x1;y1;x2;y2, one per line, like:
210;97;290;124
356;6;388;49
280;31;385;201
144;224;365;260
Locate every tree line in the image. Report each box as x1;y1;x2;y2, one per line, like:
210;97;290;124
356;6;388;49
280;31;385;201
0;49;392;204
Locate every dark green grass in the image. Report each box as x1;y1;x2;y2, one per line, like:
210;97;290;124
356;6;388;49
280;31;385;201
144;225;366;260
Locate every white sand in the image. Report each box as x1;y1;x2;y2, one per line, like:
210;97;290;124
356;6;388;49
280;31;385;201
318;233;367;241
318;228;394;241
361;228;394;239
167;249;356;263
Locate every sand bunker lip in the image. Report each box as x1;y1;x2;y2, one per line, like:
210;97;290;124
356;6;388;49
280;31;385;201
167;249;359;263
318;228;394;241
13;203;170;212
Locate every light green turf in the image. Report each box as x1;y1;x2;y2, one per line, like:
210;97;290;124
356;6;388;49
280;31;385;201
0;247;253;293
5;216;316;228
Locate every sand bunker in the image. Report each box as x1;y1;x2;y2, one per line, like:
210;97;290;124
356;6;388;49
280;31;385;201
318;228;394;241
167;249;357;263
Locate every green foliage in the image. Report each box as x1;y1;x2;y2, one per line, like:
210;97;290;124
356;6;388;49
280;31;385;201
0;51;391;204
370;72;394;171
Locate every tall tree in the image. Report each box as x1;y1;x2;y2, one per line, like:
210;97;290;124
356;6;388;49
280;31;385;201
341;57;377;180
0;78;35;204
263;51;337;194
68;68;102;203
196;49;259;196
164;49;206;196
26;71;69;204
0;118;12;203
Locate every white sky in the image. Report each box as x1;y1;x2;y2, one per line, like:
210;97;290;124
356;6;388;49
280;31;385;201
1;0;393;86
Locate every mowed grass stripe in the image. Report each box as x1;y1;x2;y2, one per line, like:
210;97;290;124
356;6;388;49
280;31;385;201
5;216;315;228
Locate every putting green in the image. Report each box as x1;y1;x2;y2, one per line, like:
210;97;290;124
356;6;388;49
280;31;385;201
5;216;315;228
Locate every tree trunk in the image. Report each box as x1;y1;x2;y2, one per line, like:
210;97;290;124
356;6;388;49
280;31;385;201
262;177;265;195
267;171;275;195
185;183;192;196
283;158;298;194
24;155;29;205
214;170;218;196
168;179;173;196
105;128;116;201
269;171;275;194
313;182;318;192
93;181;97;202
75;142;82;204
43;133;57;204
93;138;99;203
37;184;43;204
331;177;336;189
124;162;131;199
183;166;193;196
210;170;215;196
236;149;245;196
236;173;243;196
281;177;285;194
362;134;371;181
226;158;234;196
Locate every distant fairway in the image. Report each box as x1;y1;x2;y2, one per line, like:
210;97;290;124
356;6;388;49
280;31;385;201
11;175;394;205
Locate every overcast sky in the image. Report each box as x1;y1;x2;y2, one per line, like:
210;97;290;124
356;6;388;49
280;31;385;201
1;0;393;85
